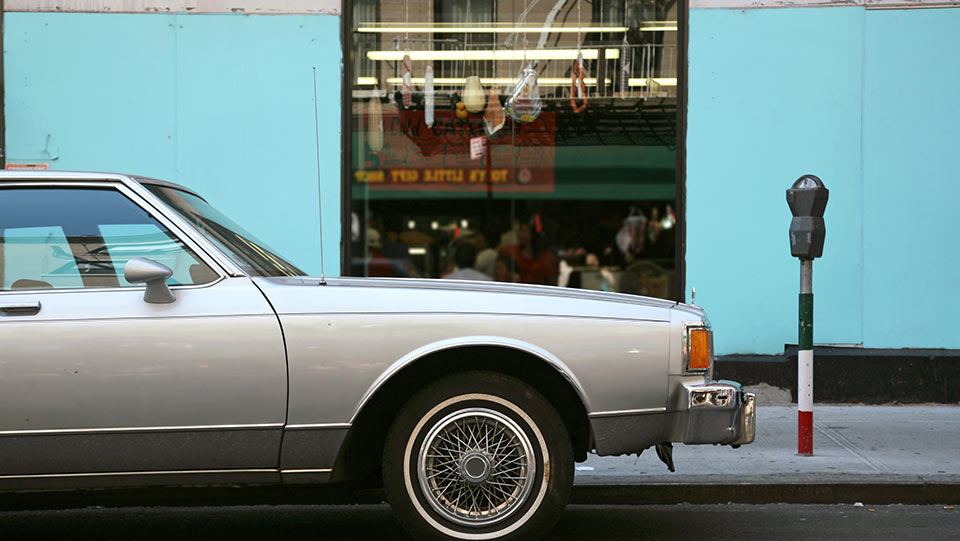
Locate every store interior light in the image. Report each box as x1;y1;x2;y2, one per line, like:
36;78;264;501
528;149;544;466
408;247;427;255
368;75;674;88
368;48;621;62
384;76;612;87
628;77;678;87
356;24;631;34
639;22;678;31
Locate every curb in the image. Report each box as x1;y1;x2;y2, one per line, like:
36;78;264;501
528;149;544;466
570;483;960;506
2;483;957;511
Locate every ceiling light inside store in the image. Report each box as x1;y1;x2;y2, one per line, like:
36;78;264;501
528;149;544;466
385;76;612;87
368;48;621;62
407;220;416;230
356;77;379;85
628;78;678;87
639;22;678;31
357;24;630;34
460;220;469;228
408;247;427;255
431;221;439;231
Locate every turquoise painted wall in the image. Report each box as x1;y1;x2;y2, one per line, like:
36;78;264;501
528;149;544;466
687;7;960;354
4;13;342;276
861;8;960;348
8;9;958;353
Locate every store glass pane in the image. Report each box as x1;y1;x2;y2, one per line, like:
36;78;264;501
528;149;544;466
349;0;679;299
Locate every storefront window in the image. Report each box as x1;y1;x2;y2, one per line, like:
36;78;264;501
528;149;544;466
349;0;680;299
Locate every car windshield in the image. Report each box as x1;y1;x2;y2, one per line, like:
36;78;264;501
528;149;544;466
146;185;305;278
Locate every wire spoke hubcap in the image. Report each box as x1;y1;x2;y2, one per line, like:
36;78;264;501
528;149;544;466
418;407;536;527
461;451;492;483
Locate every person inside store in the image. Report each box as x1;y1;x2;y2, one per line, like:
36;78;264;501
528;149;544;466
382;216;421;278
497;215;558;286
443;241;492;281
493;253;520;283
470;231;498;278
364;228;395;277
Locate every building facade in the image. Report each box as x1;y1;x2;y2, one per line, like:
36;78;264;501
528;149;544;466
4;0;958;362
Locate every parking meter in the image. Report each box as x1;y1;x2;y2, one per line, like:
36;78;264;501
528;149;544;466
786;175;829;260
786;174;828;456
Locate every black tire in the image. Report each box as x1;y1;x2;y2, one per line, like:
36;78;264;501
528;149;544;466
383;371;573;541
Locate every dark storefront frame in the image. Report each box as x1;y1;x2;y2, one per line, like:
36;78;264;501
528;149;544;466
675;0;687;302
340;0;688;302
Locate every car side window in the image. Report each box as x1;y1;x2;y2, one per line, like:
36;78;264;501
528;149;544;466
1;225;85;290
99;223;217;287
0;187;218;291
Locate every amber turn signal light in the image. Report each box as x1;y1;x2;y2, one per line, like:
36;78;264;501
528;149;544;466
689;329;711;371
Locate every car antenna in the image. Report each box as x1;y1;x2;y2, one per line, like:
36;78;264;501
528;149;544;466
312;66;327;286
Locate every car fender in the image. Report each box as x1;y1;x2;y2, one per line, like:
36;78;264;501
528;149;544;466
349;335;592;423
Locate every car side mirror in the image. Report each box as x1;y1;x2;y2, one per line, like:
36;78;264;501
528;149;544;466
124;258;176;304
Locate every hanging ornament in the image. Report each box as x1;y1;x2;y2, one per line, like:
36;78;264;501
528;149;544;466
484;87;505;136
401;53;413;108
620;40;631;98
463;75;485;114
504;68;542;124
367;96;383;153
424;65;435;128
455;101;469;120
570;52;588;113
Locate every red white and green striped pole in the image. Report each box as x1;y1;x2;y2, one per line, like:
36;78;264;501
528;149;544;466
798;259;814;456
787;174;828;457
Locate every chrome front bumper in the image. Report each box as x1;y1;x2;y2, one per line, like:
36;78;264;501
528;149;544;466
681;381;756;446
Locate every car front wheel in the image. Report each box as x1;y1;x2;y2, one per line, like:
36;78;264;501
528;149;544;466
383;371;573;541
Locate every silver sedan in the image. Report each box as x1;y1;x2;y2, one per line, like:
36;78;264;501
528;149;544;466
0;172;754;541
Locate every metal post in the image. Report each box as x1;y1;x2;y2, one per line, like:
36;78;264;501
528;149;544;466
798;259;814;455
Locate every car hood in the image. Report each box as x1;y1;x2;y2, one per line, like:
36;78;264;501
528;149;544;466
253;276;701;323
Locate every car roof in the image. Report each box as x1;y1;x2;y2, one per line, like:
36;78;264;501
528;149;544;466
129;175;206;200
0;170;204;200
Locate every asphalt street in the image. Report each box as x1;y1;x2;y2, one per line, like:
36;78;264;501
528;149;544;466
0;503;958;540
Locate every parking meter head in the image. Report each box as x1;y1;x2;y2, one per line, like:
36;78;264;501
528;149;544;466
787;175;829;217
787;174;829;260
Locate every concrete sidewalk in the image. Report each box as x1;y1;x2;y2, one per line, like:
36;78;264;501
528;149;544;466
572;405;960;505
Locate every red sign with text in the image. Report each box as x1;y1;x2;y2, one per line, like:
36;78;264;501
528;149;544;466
355;109;555;193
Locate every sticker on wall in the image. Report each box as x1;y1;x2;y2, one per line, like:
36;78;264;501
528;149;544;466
5;163;49;170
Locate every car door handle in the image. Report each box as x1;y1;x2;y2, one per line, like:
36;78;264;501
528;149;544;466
0;301;42;316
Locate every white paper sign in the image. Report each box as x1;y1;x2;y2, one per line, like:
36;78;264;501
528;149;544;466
470;136;487;160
